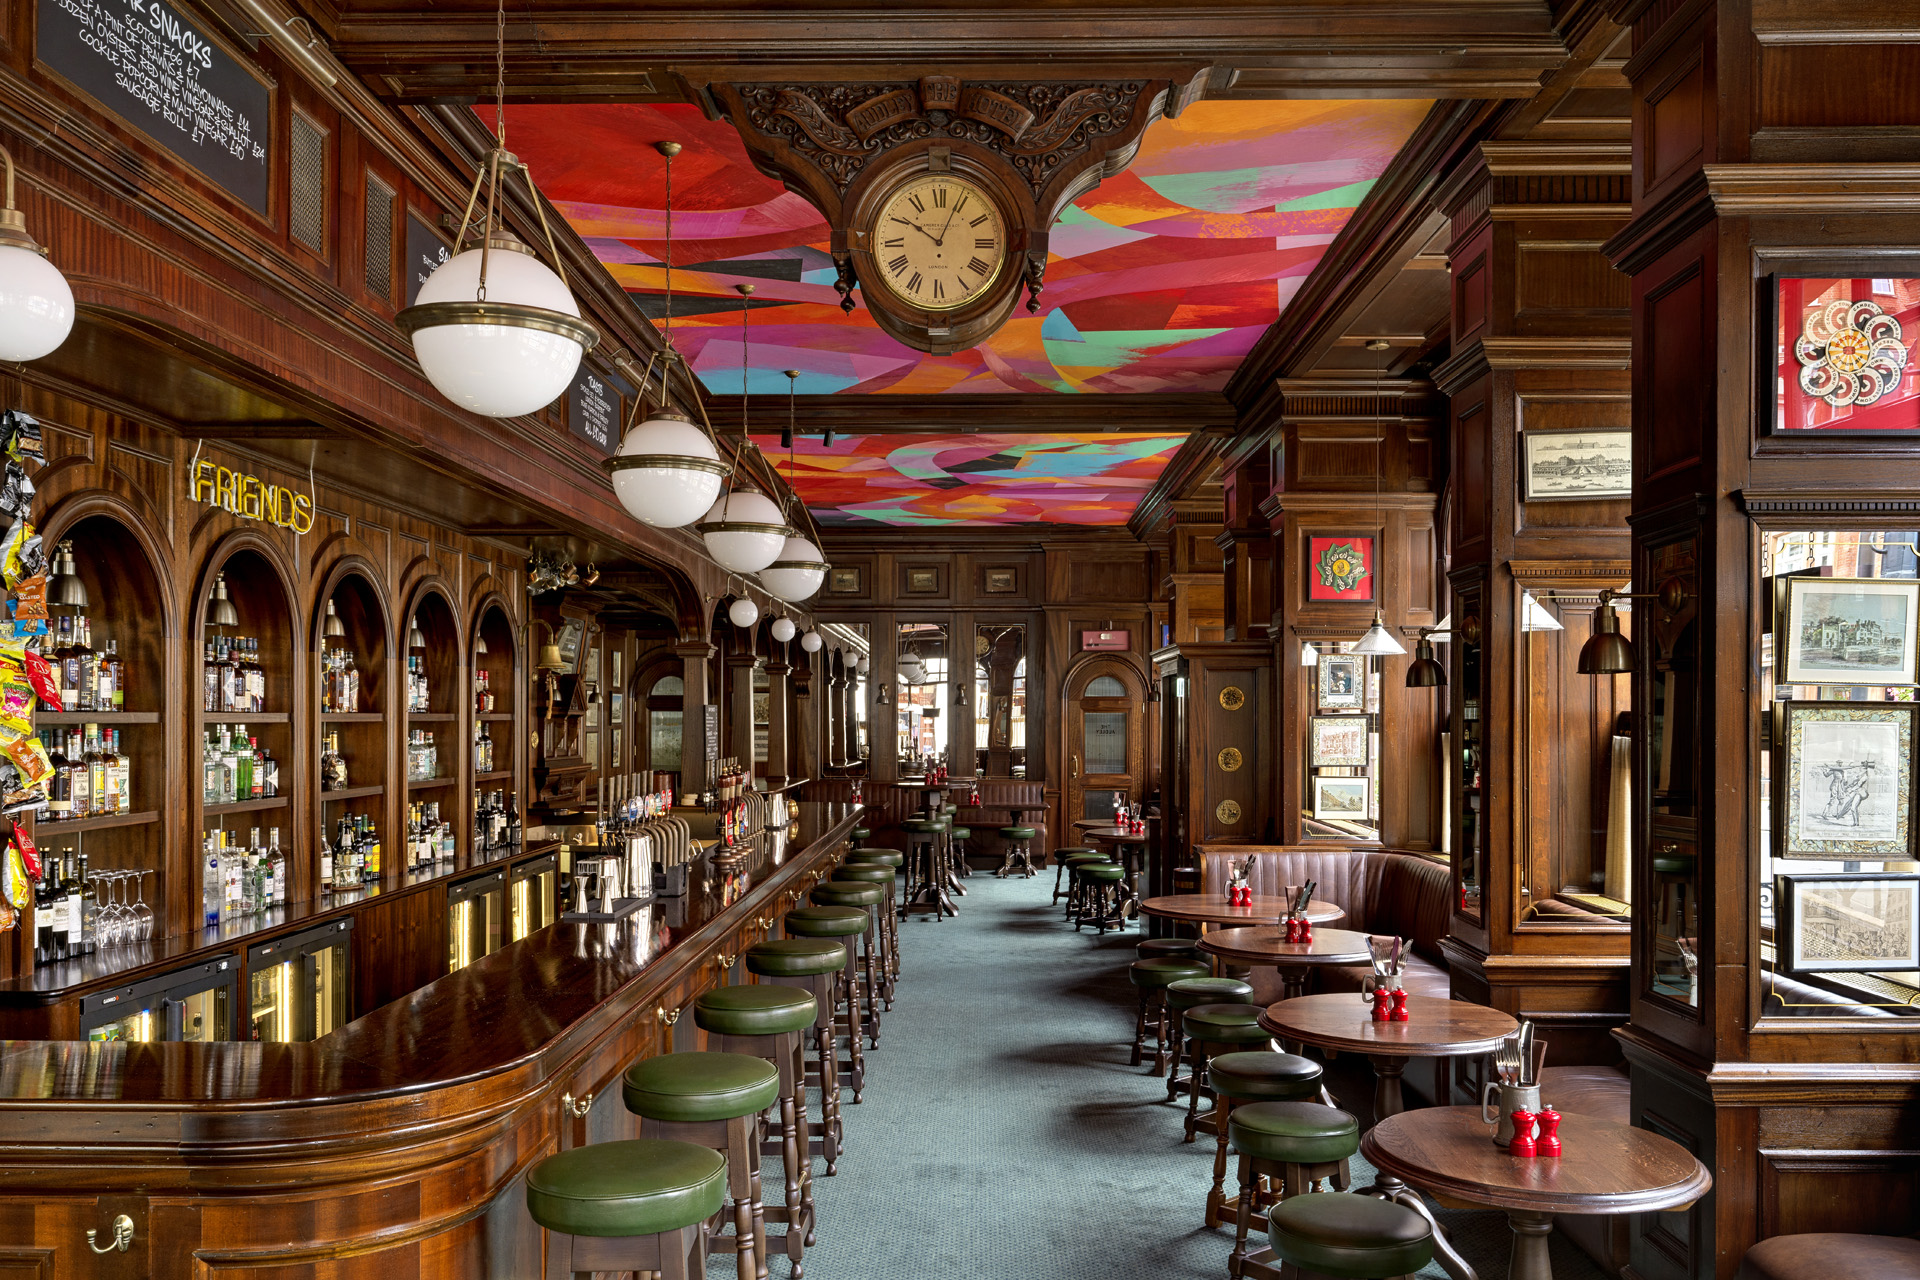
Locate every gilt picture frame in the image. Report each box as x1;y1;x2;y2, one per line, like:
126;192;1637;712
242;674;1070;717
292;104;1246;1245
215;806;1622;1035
1311;776;1369;819
1776;872;1920;973
1777;701;1918;859
1310;715;1370;767
1316;654;1365;712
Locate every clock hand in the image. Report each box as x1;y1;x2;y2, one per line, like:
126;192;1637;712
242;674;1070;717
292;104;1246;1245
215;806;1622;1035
889;217;939;243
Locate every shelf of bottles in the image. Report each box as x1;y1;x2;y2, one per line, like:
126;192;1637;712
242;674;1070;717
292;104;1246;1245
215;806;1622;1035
472;602;520;862
29;516;170;966
397;589;461;883
316;573;387;898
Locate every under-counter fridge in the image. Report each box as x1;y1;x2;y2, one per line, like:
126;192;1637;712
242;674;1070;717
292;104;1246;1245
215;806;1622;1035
246;919;353;1042
80;955;239;1042
509;852;558;943
448;866;507;971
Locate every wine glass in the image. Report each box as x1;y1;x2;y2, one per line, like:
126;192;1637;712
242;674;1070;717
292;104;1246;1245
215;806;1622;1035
101;871;129;946
132;871;154;941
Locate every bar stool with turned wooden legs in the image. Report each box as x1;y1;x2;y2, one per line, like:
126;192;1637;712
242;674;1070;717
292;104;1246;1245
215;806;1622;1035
1052;846;1099;903
622;1052;781;1280
996;825;1039;877
1254;1188;1429;1280
901;819;947;919
1161;975;1254;1084
844;849;904;984
1176;1002;1276;1141
829;864;898;1008
692;986;819;1277
746;939;849;1175
1127;957;1209;1071
525;1138;725;1280
781;905;873;1102
809;879;887;1046
1203;1051;1328;1230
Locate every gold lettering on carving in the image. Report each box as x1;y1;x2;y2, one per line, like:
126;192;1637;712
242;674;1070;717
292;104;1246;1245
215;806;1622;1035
845;88;918;141
956;87;1034;140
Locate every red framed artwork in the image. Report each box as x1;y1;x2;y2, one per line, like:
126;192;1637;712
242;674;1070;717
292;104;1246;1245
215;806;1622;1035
1307;535;1374;602
1774;276;1920;433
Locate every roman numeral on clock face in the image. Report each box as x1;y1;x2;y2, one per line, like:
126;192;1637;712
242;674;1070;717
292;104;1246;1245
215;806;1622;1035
976;238;995;249
888;254;910;275
908;194;925;213
907;271;924;294
932;279;946;301
970;214;988;228
967;257;991;276
883;237;904;248
933;186;947;208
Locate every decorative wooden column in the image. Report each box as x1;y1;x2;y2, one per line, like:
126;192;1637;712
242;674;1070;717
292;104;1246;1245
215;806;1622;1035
824;654;844;767
765;646;791;785
792;653;817;781
675;639;716;799
727;636;759;771
1429;140;1635;1069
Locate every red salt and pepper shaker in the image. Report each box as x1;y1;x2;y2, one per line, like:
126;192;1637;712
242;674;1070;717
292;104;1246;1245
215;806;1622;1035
1508;1109;1538;1158
1390;987;1410;1021
1299;918;1314;945
1370;985;1392;1022
1536;1106;1562;1157
1284;915;1300;942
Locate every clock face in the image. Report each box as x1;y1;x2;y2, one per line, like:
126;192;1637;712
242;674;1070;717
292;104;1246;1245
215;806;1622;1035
869;174;1007;313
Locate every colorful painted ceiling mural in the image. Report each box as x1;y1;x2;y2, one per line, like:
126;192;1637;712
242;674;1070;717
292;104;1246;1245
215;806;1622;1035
755;433;1188;526
504;98;1431;396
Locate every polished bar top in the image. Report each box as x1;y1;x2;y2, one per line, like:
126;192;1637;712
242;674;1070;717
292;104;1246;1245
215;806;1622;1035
0;801;859;1109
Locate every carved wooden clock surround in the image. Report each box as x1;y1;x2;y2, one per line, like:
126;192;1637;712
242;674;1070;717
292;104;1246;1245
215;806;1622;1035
691;70;1212;355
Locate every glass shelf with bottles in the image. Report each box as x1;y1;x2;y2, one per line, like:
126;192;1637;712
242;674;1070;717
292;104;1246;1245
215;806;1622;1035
201;826;289;928
473;788;521;865
203;632;279;719
406;728;451;786
321;813;382;894
201;722;284;814
38;724;146;828
403;800;457;875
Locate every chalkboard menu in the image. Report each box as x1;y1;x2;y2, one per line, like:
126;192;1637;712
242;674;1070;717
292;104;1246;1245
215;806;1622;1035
404;212;452;307
38;0;272;214
566;366;618;455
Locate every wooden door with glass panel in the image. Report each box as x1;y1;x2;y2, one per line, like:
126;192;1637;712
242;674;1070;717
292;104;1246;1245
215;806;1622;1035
1066;660;1146;826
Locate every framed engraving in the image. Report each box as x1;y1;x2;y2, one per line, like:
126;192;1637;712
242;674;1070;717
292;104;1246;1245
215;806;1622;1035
1779;575;1920;686
1316;655;1364;711
983;567;1018;594
905;567;940;594
828;567;862;595
1776;873;1920;973
1310;716;1370;767
1778;701;1917;859
1521;428;1632;500
1312;776;1369;819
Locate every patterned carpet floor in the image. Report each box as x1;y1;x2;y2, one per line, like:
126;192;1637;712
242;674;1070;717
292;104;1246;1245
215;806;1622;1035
782;871;1609;1280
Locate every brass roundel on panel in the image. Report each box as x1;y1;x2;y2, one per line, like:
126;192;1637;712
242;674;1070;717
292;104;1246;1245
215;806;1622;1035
1215;799;1243;825
1218;685;1246;711
1217;747;1243;773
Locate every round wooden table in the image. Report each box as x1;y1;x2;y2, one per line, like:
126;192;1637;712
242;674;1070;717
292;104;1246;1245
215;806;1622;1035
1361;1106;1711;1280
1259;992;1515;1121
1140;894;1345;928
1198;926;1371;999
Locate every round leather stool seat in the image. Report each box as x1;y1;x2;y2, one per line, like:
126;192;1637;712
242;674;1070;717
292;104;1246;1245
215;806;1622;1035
811;881;884;908
1000;826;1037;840
850;826;871;841
1266;1189;1431;1279
1735;1235;1920;1280
1077;863;1125;884
834;864;894;885
848;848;903;867
948;826;971;840
901;820;942;834
623;1051;779;1123
1065;854;1110;871
1055;845;1098;858
525;1139;725;1238
1208;1050;1323;1101
1229;1101;1360;1165
1181;1001;1272;1045
1137;937;1200;961
1129;957;1211;989
1166;976;1254;1011
694;984;817;1037
747;938;847;977
783;906;868;938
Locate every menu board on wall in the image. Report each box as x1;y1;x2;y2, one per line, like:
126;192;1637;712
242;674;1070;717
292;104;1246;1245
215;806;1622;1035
404;212;452;307
38;0;272;214
566;366;618;454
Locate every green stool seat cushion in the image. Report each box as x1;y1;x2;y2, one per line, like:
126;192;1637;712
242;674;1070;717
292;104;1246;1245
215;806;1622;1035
948;826;970;840
902;820;942;834
1267;1190;1433;1279
525;1139;726;1238
1165;976;1254;1011
746;938;847;977
834;864;895;884
783;905;869;937
1129;957;1211;989
1056;846;1098;857
1182;1001;1272;1045
1229;1100;1361;1165
1000;826;1037;839
694;984;818;1037
623;1051;779;1123
1137;938;1200;960
850;826;871;840
846;849;905;868
1077;863;1126;883
1207;1050;1323;1101
811;881;884;908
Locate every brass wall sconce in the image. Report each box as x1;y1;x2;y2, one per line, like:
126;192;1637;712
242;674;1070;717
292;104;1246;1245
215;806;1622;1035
1572;580;1693;675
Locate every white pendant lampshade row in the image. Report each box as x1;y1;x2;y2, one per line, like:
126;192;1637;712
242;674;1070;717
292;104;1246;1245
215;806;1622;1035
758;534;828;601
699;489;789;573
800;629;823;653
770;616;797;643
0;243;73;363
727;597;760;628
606;409;728;529
856;655;870;675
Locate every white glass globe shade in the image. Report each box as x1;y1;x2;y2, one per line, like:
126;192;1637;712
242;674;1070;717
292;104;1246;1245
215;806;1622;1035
0;245;74;362
770;617;797;643
727;597;760;628
700;490;789;573
897;654;926;684
800;630;823;653
409;243;589;418
609;412;725;529
856;655;870;675
758;535;827;602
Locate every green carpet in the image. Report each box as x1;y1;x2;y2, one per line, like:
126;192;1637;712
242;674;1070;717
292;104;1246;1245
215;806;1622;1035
785;872;1610;1279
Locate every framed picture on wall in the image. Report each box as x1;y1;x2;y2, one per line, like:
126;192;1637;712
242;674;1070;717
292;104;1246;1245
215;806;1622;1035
1310;716;1370;767
1521;428;1632;500
984;567;1018;594
1307;535;1374;602
1778;701;1918;859
1316;655;1364;711
1312;776;1369;819
829;566;862;594
1776;873;1920;972
1779;575;1920;685
905;567;940;594
1769;276;1920;434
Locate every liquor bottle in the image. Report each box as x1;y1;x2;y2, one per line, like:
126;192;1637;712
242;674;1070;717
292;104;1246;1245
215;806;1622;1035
92;625;115;713
318;822;334;892
103;638;125;710
44;732;72;821
267;829;286;906
221;832;243;919
67;730;92;819
108;729;129;814
203;833;222;925
51;617;75;710
250;736;271;799
320;731;348;791
362;814;381;879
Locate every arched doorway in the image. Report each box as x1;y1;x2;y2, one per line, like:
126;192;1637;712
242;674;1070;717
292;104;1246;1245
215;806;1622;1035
1064;657;1146;826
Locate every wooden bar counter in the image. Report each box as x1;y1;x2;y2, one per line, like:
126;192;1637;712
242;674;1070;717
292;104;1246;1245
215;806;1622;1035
0;801;861;1277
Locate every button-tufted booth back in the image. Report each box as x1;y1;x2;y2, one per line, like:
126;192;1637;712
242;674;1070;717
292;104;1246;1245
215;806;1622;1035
1199;847;1453;965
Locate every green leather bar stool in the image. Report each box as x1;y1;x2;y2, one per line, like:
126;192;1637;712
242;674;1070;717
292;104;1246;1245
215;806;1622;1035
1052;845;1099;903
850;826;871;842
810;880;887;1047
747;939;849;1175
1061;853;1109;919
947;825;972;881
1260;1188;1431;1280
1128;957;1211;1071
996;825;1039;878
1227;1102;1364;1279
846;849;906;982
1161;976;1254;1084
693;986;819;1272
525;1137;725;1280
1137;937;1200;961
1177;1002;1276;1139
831;864;898;1008
1204;1051;1327;1229
931;813;966;898
1074;861;1128;933
783;906;872;1101
900;819;949;919
623;1052;781;1280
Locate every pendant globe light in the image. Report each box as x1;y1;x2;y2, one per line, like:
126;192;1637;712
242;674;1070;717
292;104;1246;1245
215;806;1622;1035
699;285;789;573
800;629;823;653
727;596;759;628
395;0;598;417
759;369;830;601
0;147;74;363
603;140;728;529
770;616;797;643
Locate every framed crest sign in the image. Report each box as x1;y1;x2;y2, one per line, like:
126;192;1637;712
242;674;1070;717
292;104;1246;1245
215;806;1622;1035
1771;276;1920;434
1307;535;1374;602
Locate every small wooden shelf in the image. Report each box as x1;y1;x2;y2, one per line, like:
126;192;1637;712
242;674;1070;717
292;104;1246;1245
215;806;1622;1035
38;711;162;726
480;713;513;722
205;796;292;817
206;711;290;724
407;776;454;790
36;809;160;834
409;712;456;723
322;712;383;723
320;784;384;802
475;770;513;782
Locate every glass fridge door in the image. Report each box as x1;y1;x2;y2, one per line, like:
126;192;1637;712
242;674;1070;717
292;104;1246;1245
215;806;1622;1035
448;868;507;970
82;956;238;1042
510;855;558;942
248;957;298;1043
311;934;350;1038
247;920;353;1041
